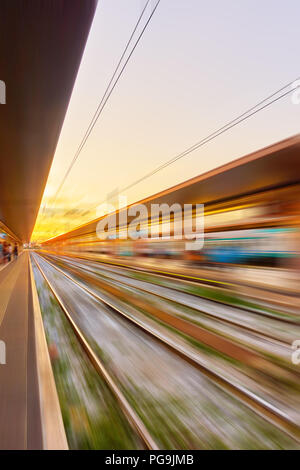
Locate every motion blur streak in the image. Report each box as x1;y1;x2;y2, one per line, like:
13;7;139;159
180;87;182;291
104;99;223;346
29;135;300;449
3;0;300;451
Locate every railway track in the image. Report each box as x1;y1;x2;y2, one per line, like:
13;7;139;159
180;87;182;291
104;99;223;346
41;253;300;398
33;252;300;446
43;253;298;348
42;251;299;322
39;253;292;375
32;254;158;450
43;250;300;310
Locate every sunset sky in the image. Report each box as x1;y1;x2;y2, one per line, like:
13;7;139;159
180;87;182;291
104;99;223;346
32;0;300;242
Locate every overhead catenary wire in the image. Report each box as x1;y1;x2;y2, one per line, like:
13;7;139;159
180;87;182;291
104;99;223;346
57;76;300;229
120;78;300;193
37;6;299;229
44;0;161;214
80;76;299;216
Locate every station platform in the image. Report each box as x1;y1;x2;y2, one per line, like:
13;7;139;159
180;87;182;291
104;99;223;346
0;252;67;449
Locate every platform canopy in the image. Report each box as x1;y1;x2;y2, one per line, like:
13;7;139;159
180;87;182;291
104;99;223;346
0;0;97;242
44;134;300;244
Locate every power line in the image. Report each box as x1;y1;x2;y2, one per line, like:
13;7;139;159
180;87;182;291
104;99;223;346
120;78;300;192
60;76;300;233
72;76;299;221
63;76;300;228
46;0;161;212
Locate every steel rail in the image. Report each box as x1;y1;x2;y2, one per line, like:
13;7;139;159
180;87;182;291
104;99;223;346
42;251;299;321
45;253;297;345
34;252;300;445
32;254;159;450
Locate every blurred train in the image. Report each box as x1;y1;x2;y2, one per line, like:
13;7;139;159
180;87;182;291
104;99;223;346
42;135;300;271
